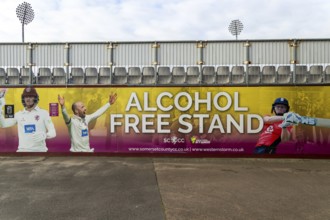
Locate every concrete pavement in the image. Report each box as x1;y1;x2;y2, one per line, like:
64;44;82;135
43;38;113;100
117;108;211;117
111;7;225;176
0;157;329;220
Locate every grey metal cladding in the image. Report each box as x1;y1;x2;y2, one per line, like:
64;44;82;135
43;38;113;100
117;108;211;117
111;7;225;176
0;44;26;66
298;40;330;64
113;43;152;66
159;42;197;66
249;41;289;65
34;44;65;67
204;42;244;65
70;43;108;66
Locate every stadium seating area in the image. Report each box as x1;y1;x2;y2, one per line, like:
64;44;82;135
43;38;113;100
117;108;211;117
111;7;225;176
0;65;328;86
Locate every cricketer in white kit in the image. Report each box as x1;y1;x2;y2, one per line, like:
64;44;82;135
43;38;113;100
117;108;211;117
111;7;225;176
0;87;56;152
58;92;117;152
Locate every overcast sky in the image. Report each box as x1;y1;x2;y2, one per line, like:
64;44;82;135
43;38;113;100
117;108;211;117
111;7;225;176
1;0;330;42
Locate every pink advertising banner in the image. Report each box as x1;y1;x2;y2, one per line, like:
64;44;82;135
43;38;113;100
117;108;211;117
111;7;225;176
0;86;330;156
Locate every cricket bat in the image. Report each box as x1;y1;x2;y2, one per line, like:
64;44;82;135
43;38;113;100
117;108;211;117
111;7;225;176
299;116;330;128
0;88;7;98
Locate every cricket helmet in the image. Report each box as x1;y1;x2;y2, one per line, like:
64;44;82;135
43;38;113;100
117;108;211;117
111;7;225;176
271;97;290;115
21;87;39;107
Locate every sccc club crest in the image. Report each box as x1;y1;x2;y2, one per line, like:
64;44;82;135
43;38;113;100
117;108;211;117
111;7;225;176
163;136;185;144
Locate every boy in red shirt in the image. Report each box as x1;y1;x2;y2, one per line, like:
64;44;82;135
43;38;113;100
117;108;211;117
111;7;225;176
254;98;293;154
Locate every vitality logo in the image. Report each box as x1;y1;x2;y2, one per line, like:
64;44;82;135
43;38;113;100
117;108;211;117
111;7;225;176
190;136;197;144
190;136;211;144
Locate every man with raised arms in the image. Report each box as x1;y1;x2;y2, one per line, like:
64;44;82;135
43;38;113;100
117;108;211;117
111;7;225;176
58;93;117;152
